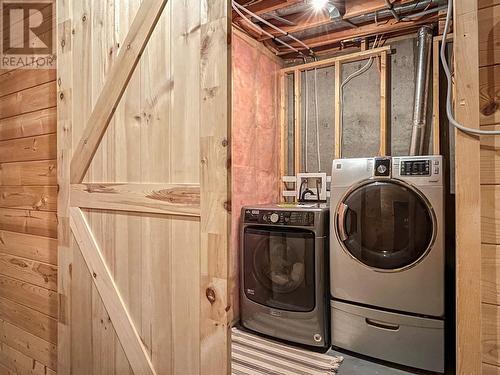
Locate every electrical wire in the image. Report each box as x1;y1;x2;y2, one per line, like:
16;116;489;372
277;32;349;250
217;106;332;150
231;2;301;55
401;4;447;20
440;0;500;135
338;36;381;142
233;1;315;56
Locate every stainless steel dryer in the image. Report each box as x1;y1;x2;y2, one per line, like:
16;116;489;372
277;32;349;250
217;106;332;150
330;156;445;373
240;204;330;348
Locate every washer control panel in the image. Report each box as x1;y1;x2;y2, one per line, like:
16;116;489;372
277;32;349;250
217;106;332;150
400;160;431;176
244;209;315;226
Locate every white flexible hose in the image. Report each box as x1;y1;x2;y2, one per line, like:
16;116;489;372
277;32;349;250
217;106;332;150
440;0;500;135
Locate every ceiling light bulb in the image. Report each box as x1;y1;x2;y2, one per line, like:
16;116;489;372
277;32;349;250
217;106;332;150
311;0;329;11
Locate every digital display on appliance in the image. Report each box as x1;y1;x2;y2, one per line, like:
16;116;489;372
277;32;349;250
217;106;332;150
400;160;430;176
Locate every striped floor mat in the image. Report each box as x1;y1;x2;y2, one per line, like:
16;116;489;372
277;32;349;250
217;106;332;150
231;328;343;375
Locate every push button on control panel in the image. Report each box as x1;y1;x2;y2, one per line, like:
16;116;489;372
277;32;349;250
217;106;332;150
400;160;431;176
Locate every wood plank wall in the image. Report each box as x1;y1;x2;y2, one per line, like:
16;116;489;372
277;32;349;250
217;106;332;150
479;0;500;373
0;67;57;374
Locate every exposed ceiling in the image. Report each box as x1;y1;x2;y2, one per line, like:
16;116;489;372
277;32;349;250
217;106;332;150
232;0;446;59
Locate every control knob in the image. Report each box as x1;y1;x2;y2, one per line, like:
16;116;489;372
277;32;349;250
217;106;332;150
377;165;388;174
270;213;279;223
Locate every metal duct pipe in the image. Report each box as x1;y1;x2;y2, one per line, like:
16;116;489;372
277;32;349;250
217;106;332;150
409;26;434;156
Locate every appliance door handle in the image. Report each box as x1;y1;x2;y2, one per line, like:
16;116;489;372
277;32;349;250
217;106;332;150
337;203;349;241
365;318;400;331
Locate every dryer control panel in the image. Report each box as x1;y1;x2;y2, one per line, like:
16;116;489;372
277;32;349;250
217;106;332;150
400;159;431;176
244;209;314;226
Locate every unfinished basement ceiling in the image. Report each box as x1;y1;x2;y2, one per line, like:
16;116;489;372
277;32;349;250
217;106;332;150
232;0;446;58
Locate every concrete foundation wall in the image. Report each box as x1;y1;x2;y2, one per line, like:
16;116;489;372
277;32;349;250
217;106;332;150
292;36;434;175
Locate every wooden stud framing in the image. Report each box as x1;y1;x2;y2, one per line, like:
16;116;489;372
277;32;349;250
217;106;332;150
279;73;288;193
281;47;394;167
334;60;342;159
432;34;453;156
294;69;301;174
281;46;391;74
69;0;169;183
69;208;156;375
454;0;482;373
432;38;441;155
379;51;389;156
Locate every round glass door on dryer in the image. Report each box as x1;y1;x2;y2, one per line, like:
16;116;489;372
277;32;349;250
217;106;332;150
330;156;444;317
336;179;436;272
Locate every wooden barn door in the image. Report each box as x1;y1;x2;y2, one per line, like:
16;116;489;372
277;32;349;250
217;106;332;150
57;0;230;374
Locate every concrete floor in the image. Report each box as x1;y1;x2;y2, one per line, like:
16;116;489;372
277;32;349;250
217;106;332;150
329;349;416;375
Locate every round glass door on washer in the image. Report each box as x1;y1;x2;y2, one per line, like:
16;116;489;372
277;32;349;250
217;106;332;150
330;157;445;373
240;204;329;348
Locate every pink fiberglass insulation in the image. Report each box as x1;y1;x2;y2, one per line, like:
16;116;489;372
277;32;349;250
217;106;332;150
231;30;282;319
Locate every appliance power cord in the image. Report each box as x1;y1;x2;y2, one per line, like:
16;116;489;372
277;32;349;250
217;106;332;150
440;0;500;135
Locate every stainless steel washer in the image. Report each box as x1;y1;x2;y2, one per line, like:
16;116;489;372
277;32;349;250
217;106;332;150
330;156;445;373
240;204;330;348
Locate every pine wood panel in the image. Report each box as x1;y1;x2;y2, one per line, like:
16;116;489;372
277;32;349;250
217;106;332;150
0;160;56;186
0;296;57;344
478;4;500;66
480;0;500;10
0;186;56;211
481;125;500;184
71;183;200;217
485;361;500;375
0;342;46;375
59;0;229;373
0;274;57;317
0;134;56;163
0;82;56;120
0;108;56;141
480;64;500;126
0;319;56;370
0;209;57;238
483;244;500;305
482;185;500;244
0;231;56;265
0;70;56;98
0;253;57;291
455;0;482;373
483;303;500;367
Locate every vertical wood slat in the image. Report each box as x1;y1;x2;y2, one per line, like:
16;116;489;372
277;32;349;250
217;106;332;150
379;50;388;156
334;60;342;159
293;69;301;174
199;2;231;373
432;37;441;155
69;0;170;183
57;1;73;372
454;0;482;373
279;73;287;196
69;208;156;375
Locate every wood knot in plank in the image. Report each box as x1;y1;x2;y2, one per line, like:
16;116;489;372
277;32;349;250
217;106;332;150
206;288;216;304
10;258;28;269
481;100;499;117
